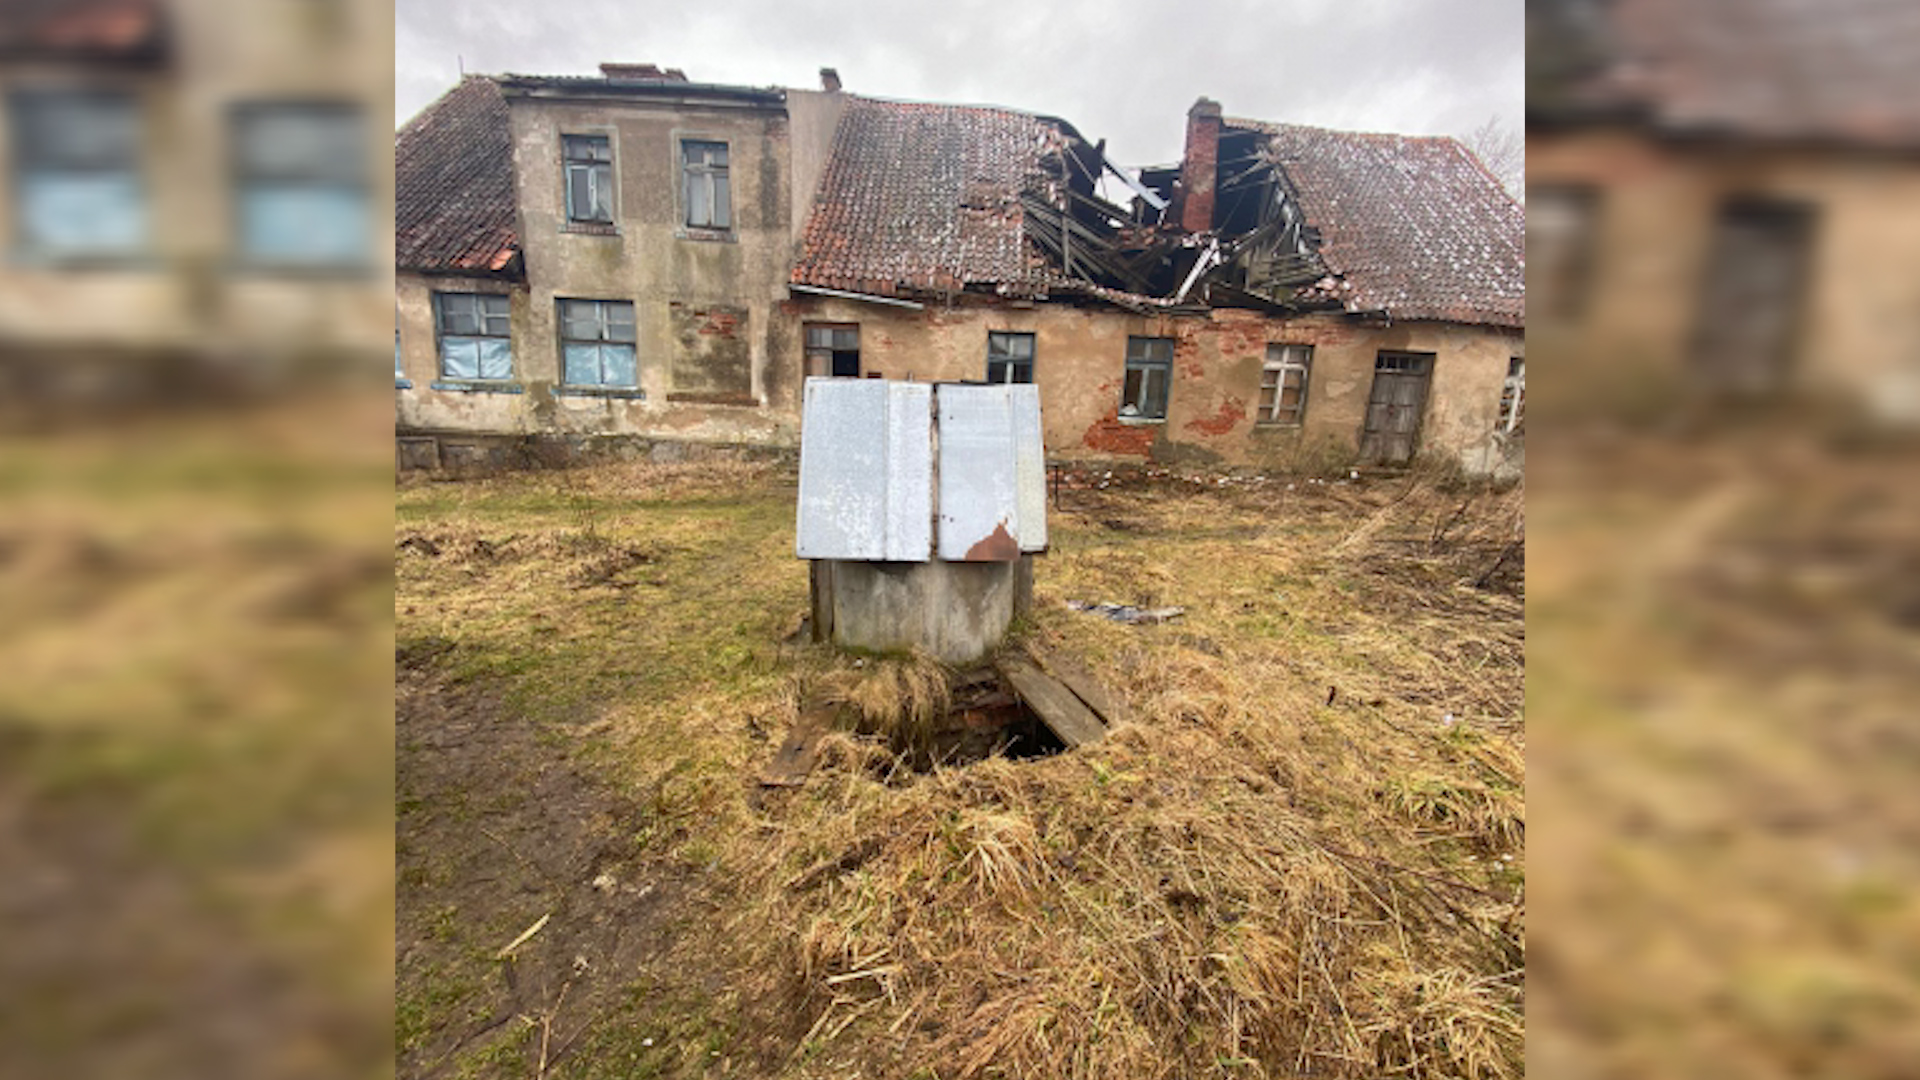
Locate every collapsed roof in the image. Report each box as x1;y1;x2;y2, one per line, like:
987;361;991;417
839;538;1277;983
794;97;1524;328
391;75;1526;329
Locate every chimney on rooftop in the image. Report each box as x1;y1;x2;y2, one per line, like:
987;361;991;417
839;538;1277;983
1177;97;1223;233
820;67;841;92
599;62;688;82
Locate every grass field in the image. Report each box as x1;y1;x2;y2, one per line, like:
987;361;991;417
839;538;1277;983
396;456;1525;1080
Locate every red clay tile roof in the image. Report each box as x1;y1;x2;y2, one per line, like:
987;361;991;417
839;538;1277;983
1551;0;1920;149
0;0;165;61
1230;121;1525;328
791;97;1066;299
395;76;520;277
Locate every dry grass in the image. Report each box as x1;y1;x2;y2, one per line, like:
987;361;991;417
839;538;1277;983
396;459;1524;1079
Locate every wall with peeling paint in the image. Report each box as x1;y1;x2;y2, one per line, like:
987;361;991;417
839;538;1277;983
1530;127;1920;422
787;294;1520;471
397;90;807;446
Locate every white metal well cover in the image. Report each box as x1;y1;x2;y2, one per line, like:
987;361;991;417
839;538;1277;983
795;378;933;561
936;383;1047;561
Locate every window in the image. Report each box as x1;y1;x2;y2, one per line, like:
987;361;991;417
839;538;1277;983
987;332;1035;384
433;292;512;380
1499;357;1525;434
1259;343;1312;424
233;103;366;266
563;134;613;224
10;89;145;258
804;323;859;377
1530;184;1599;322
559;299;638;388
1121;336;1173;420
682;140;730;230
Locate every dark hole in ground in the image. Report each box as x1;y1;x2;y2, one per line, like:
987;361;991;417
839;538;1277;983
892;668;1067;773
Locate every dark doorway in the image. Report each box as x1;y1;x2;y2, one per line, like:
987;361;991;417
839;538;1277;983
1359;351;1434;465
1692;198;1815;394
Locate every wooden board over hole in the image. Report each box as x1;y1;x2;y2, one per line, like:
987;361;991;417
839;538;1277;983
1037;648;1131;727
997;655;1106;749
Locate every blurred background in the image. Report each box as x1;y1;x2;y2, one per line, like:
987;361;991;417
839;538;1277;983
0;0;394;1077
1527;0;1920;1075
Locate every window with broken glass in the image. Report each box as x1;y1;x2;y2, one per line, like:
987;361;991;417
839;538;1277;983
10;89;146;258
1259;343;1312;424
559;298;638;388
804;323;859;377
682;140;730;230
986;332;1035;384
1498;357;1525;434
1121;336;1173;420
563;134;614;224
233;102;367;266
433;292;512;380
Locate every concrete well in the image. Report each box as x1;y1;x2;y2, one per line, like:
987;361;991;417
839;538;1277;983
812;556;1034;665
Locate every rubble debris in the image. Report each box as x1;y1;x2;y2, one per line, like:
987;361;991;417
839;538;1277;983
1038;649;1131;727
1067;600;1186;625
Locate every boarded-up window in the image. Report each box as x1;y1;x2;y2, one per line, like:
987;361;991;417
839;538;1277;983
434;292;512;380
805;323;859;377
682;140;730;230
563;134;613;224
558;298;638;387
1121;337;1173;420
10;89;145;258
233;102;366;266
1692;198;1815;393
1259;343;1312;424
1530;184;1599;322
987;332;1035;384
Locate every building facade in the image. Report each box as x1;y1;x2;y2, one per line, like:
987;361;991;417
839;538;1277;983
396;68;1525;473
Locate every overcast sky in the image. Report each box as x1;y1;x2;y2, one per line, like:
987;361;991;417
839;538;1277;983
396;0;1522;171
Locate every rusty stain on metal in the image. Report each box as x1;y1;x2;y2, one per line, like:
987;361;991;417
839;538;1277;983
963;519;1018;562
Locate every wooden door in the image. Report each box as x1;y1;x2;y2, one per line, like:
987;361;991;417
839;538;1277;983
1692;200;1813;393
1359;352;1433;465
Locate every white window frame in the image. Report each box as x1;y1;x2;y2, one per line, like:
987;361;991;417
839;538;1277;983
562;133;614;224
1121;336;1173;420
987;331;1035;384
681;139;731;230
1258;343;1313;425
433;292;513;381
1499;357;1525;434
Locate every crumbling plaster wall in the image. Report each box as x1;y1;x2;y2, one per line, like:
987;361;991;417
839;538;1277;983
0;0;395;360
411;92;804;445
1529;127;1920;419
787;295;1519;469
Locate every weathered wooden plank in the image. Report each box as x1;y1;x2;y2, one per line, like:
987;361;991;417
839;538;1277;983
997;656;1106;748
1039;649;1131;728
761;705;837;787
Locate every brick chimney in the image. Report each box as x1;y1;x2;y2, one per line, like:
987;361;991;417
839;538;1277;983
599;62;688;81
819;67;841;92
1178;97;1223;233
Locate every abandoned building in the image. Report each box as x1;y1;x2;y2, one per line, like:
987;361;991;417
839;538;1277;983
0;0;395;400
396;66;1524;472
1529;0;1920;422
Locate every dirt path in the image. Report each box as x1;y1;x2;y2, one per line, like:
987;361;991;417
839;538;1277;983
398;640;718;1080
